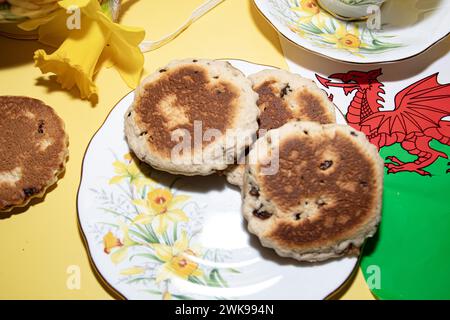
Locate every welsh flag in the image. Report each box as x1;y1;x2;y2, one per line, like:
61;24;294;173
282;38;450;299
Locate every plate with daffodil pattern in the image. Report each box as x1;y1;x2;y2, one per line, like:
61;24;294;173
77;59;358;300
254;0;450;64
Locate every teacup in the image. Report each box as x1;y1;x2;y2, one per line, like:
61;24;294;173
317;0;387;20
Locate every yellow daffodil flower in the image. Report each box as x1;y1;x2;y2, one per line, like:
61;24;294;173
108;223;137;264
153;232;203;283
103;231;122;254
109;153;154;190
291;0;328;29
133;189;189;234
320;22;364;53
18;0;145;100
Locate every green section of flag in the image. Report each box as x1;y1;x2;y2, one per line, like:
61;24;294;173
361;141;450;299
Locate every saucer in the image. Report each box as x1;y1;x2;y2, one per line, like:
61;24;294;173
254;0;450;64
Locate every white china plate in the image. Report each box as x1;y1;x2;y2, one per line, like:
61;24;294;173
77;59;357;300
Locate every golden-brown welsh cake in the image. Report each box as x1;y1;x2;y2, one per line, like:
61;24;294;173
226;69;336;187
242;121;383;262
250;69;336;131
0;96;69;212
125;59;259;176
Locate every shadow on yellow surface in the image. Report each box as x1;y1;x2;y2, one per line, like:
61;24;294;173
0;37;45;69
35;75;99;107
0;170;66;221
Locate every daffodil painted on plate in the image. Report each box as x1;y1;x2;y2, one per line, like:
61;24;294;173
133;188;189;234
153;232;203;283
291;0;327;29
103;223;137;264
320;22;363;53
109;153;154;190
103;231;122;254
271;0;401;56
93;152;236;300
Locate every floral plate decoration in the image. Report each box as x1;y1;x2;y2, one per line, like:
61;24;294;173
77;60;358;300
254;0;450;64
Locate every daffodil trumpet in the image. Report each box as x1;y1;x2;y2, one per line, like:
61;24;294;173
18;0;145;101
133;188;189;235
152;232;203;283
320;22;364;54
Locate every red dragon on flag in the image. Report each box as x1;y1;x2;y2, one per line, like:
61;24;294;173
316;70;450;176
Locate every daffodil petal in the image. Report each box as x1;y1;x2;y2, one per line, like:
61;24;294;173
152;244;173;262
155;215;168;234
191;268;203;277
112;161;128;174
110;246;128;264
168;195;190;208
133;214;153;225
128;162;141;176
132;199;147;208
120;266;145;276
174;231;189;253
124;153;133;161
32;15;108;100
119;223;137;247
133;178;155;190
97;13;145;88
34;49;98;99
33;11;73;48
167;209;189;222
109;175;125;185
58;0;93;13
335;21;347;38
103;231;122;254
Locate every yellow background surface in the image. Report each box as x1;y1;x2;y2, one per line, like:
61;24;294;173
0;0;374;299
